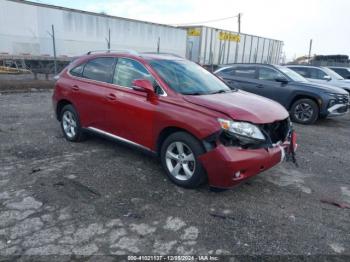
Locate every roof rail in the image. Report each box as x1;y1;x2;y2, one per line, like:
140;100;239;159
141;52;183;58
86;49;139;55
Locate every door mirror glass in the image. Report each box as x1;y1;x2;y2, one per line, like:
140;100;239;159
275;77;288;83
323;75;332;81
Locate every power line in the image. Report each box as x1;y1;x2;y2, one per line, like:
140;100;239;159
173;15;238;26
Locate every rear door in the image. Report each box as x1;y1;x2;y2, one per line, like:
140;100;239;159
67;57;116;129
218;65;259;93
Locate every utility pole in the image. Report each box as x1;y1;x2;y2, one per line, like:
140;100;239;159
308;39;313;64
234;12;242;63
106;28;111;51
48;24;57;75
157;37;160;53
238;12;241;34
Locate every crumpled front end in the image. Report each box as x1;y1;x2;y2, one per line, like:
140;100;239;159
198;118;297;189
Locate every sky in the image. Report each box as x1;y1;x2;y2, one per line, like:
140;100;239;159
30;0;350;61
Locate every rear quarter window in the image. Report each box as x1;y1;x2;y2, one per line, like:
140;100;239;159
82;57;116;83
290;67;309;78
69;64;84;77
219;68;234;75
233;67;256;79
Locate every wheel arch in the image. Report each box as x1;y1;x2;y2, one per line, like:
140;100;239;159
56;99;73;121
156;126;203;155
288;94;321;112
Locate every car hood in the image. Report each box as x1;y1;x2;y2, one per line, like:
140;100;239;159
183;91;289;124
339;79;350;89
296;81;348;94
314;79;350;91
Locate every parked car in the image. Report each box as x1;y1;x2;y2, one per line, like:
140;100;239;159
52;51;296;189
286;65;350;93
215;64;349;124
328;66;350;80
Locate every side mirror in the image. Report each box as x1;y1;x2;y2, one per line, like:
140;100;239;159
323;75;332;81
132;79;155;94
275;77;288;83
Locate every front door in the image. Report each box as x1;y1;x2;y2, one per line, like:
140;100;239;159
255;66;290;107
105;57;159;149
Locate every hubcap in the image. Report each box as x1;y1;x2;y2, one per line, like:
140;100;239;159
62;111;77;138
294;103;314;122
165;141;196;181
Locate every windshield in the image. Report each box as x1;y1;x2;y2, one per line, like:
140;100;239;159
275;65;308;82
149;59;231;95
322;67;344;80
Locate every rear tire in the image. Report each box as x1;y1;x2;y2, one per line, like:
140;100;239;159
290;98;319;125
60;104;86;142
160;132;207;188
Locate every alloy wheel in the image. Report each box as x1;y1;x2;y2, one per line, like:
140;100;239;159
294;103;314;122
165;141;196;181
62;111;77;138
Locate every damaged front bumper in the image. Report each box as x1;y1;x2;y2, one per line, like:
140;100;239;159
199;131;297;189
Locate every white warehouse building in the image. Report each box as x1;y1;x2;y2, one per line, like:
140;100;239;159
0;0;187;57
0;0;283;66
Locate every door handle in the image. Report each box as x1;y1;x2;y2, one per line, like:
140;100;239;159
72;85;79;91
256;84;264;88
106;93;117;101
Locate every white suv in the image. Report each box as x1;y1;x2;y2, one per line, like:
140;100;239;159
287;65;350;94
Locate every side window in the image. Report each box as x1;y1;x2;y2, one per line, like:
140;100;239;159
82;57;116;83
113;58;160;92
70;64;84;77
291;67;309;78
232;66;256;79
220;67;235;75
258;67;284;81
309;68;327;79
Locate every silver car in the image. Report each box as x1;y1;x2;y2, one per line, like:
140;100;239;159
287;65;350;93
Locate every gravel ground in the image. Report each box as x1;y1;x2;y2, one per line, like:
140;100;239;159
0;91;349;259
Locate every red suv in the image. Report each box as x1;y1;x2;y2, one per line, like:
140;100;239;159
52;51;297;189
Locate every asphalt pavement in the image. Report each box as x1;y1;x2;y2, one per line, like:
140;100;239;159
0;91;349;259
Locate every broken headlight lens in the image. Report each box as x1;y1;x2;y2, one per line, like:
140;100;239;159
218;118;265;142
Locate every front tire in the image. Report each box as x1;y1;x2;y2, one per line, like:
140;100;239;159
290;98;319;125
60;104;85;142
160;132;207;188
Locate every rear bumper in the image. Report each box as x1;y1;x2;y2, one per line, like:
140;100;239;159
199;141;293;189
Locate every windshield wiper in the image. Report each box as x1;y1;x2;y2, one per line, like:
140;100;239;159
209;89;230;94
182;92;205;95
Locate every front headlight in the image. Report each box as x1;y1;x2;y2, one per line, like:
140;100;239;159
218;118;265;141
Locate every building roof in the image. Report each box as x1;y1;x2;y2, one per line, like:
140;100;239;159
9;0;184;30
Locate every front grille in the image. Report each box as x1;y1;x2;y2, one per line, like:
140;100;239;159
260;118;290;144
335;94;349;105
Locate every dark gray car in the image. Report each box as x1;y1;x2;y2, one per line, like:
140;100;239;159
215;64;349;124
328;66;350;80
